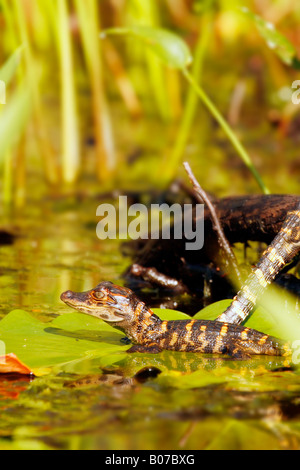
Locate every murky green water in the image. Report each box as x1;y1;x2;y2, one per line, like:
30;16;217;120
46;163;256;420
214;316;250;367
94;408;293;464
0;113;299;450
0;189;299;451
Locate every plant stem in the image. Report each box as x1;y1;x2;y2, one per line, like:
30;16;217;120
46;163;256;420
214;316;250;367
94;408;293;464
182;68;270;194
163;17;212;180
12;0;59;185
2;152;13;206
126;0;172;121
57;0;80;184
75;0;116;181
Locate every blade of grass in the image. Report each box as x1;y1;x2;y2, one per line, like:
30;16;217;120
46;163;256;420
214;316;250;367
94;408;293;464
103;37;142;118
11;0;59;185
57;0;80;184
103;25;268;193
0;46;23;86
2;151;13;205
0;87;31;165
124;0;175;121
75;0;116;181
0;47;26;206
182;68;269;194
0;0;19;51
162;16;212;180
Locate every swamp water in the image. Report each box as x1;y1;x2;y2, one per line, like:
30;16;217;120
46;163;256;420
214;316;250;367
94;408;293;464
0;106;299;450
0;193;300;450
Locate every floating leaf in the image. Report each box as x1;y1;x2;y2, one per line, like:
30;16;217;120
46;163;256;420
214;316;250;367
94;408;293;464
241;7;298;66
0;306;194;376
194;300;232;321
101;26;193;69
0;286;298;377
194;285;300;342
195;300;282;336
152;308;191;320
0;310;126;373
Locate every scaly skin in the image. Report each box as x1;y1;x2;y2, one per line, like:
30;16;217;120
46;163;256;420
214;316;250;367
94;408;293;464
60;202;300;359
61;281;290;359
217;202;300;324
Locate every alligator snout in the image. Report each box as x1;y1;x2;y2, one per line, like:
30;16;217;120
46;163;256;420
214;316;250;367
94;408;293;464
60;290;74;301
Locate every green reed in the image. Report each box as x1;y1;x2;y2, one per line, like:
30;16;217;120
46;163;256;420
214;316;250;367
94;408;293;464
163;14;213;180
75;0;115;181
0;0;297;203
0;0;119;199
57;0;80;184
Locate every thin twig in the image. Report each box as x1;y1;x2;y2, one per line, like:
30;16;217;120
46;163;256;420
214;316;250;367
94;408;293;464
183;162;242;284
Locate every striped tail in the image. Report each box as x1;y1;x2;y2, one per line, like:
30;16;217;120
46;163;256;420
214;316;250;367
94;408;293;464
217;203;300;325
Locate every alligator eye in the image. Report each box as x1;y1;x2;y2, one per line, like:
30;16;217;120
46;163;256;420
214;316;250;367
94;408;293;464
92;291;105;300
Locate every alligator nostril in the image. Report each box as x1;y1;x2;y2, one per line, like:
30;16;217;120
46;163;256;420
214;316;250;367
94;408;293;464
60;290;73;301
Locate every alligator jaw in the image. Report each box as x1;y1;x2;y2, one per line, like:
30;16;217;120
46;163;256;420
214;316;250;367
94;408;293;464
60;290;125;322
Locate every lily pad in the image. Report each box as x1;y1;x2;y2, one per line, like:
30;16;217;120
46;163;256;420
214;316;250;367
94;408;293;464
1;286;298;377
194;299;281;336
0;310;126;374
194;286;300;342
152;308;191;320
0;307;191;375
194;300;232;321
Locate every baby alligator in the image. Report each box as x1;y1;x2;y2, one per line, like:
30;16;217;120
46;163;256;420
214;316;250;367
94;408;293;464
61;201;300;359
61;282;289;359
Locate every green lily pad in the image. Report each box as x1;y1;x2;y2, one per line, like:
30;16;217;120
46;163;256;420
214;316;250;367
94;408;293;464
194;285;300;342
0;310;126;373
194;300;232;321
194;299;281;336
152;308;191;320
1;284;298;377
0;307;191;374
